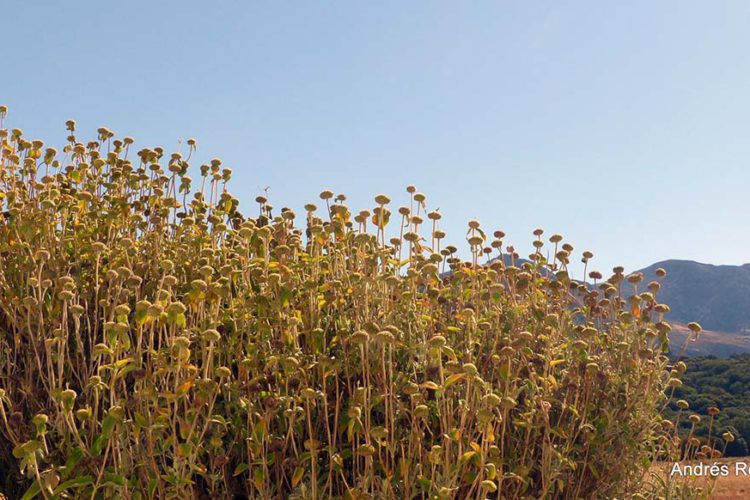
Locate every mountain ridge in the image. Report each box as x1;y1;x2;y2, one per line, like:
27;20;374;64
634;259;750;356
637;259;750;334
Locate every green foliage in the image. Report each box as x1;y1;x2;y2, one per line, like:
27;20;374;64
0;109;713;498
665;354;750;457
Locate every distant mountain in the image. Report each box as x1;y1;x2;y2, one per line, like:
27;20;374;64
637;260;750;334
635;260;750;357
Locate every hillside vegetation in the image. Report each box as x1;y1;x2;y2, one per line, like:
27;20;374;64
665;354;750;458
0;109;718;498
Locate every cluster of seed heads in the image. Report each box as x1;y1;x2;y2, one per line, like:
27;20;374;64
0;107;720;498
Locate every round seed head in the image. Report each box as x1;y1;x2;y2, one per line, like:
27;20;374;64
202;329;221;342
349;330;369;345
414;404;429;419
500;397;517;410
373;330;396;346
481;480;497;493
403;232;420;243
173;336;191;349
301;388;318;400
462;363;478;376
656;321;672;334
114;304;131;316
61;389;77;402
627;273;643;284
468;235;484;246
667;378;682;388
482;393;501;408
166;302;187;315
76;408;92;421
32;414;48;428
403;382;420;396
426;336;447;352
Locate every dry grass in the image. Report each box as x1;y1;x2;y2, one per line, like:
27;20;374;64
712;469;750;499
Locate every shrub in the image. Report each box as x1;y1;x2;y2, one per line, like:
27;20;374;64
0;109;710;498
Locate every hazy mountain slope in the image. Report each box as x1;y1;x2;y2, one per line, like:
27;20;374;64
638;260;750;334
668;322;750;357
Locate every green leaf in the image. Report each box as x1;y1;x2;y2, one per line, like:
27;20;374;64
21;480;41;500
147;474;158;499
103;473;127;487
292;466;305;487
64;446;85;471
54;475;94;494
252;468;265;490
101;415;116;437
134;413;149;429
91;435;106;457
233;463;249;477
135;308;148;325
417;475;431;491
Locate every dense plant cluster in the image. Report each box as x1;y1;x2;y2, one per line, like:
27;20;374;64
664;354;750;457
0;107;716;498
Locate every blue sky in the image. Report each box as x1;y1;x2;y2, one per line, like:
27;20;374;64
4;1;750;276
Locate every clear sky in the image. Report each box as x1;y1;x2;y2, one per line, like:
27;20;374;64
4;1;750;276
